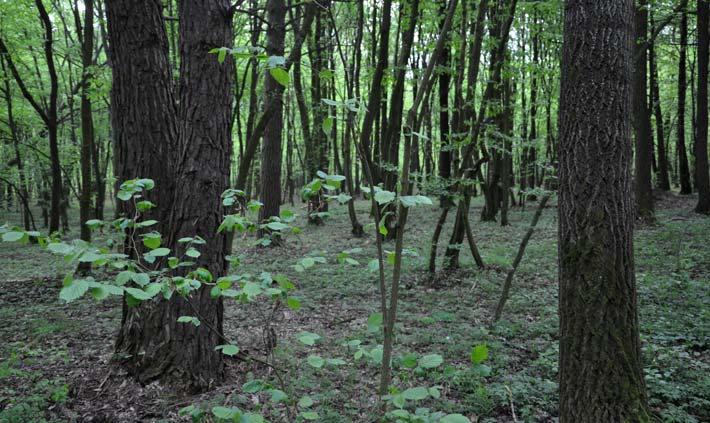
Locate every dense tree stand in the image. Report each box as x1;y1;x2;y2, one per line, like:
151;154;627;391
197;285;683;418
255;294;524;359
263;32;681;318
557;0;651;421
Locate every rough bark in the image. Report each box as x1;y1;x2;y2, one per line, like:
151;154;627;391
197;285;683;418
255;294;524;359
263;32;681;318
558;1;650;420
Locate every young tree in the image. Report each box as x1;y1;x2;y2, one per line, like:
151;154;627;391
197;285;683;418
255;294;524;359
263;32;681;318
558;0;650;420
633;0;655;223
78;0;95;244
695;0;710;214
259;0;287;232
649;9;671;191
677;0;692;194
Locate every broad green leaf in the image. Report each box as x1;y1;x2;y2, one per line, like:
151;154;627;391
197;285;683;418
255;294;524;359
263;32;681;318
402;387;429;401
59;279;89;302
374;190;396;205
297;331;321;346
242;379;264;393
147;247;170;257
212;406;239;420
269;67;290;87
367;312;383;332
298;396;314;408
441;414;472;423
418;354;444;369
300;412;319;420
2;231;25;242
177;316;201;327
307;355;324;368
266;221;289;231
269;389;288;403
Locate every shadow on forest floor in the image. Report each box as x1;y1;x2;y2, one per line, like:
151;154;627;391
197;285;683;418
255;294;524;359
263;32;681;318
0;191;708;422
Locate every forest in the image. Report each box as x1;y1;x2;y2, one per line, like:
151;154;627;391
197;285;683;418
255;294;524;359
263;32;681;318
0;0;708;421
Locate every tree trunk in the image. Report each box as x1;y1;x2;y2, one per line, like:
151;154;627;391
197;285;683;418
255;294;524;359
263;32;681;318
558;0;650;420
79;0;95;243
649;10;670;191
695;0;710;213
633;0;655;222
260;0;287;234
678;1;692;194
437;0;452;208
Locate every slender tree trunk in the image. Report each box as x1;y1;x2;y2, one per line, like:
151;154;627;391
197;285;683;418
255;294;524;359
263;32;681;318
437;0;452;208
558;0;650;420
79;0;95;243
633;0;655;222
695;0;710;213
259;0;287;234
649;10;670;191
678;1;692;194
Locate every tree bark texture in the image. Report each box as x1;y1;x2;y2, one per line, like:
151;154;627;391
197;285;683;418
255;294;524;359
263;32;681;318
558;1;650;420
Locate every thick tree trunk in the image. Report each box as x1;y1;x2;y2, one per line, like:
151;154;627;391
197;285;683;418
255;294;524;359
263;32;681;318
558;1;650;420
108;0;235;391
633;1;655;222
695;0;710;213
678;2;692;194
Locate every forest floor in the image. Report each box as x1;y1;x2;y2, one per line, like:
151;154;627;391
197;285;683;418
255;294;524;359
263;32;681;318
0;192;708;422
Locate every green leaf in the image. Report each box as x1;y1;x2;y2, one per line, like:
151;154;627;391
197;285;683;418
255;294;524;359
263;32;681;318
374;190;396;205
400;353;418;369
399;195;433;208
186;247;201;258
441;414;472;423
402;386;429;401
47;242;74;255
367;312;383;332
147;247;170;257
269;389;288;403
428;386;441;399
216;344;240;356
269;67;290;87
419;354;444;369
322;116;334;135
297;331;321;346
59;279;89;302
298;396;314;408
470;344;489;364
177;316;201;327
265;221;289;231
2;231;25;242
85;219;104;229
136;201;156;212
212;406;239;420
300;412;319;420
242;379;265;393
287;297;302;310
307;355;324;368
